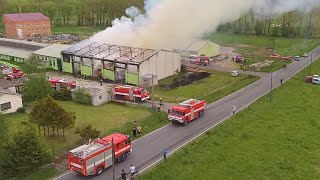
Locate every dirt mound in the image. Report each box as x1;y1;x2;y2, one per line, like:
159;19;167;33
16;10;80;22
161;72;210;90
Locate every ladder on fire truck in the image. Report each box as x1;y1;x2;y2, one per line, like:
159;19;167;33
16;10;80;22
179;99;202;107
69;139;111;159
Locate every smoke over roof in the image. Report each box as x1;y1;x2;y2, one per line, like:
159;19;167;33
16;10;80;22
84;0;319;50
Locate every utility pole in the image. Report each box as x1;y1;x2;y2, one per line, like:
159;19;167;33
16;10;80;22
112;138;115;180
151;75;154;109
309;53;313;75
269;72;273;102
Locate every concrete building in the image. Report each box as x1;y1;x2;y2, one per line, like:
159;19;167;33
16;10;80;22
0;38;48;62
33;44;70;71
3;13;51;40
62;41;181;86
180;39;220;57
0;87;23;113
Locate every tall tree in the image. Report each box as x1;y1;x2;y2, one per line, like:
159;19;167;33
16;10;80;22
30;96;76;136
1;125;51;179
22;74;53;103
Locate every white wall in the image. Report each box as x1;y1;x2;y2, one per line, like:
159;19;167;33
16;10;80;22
92;91;111;106
0;94;23;113
139;51;181;86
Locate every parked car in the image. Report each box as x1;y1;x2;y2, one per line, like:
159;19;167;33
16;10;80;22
294;56;300;61
303;53;309;57
312;78;320;85
282;56;292;61
270;54;281;59
231;71;239;77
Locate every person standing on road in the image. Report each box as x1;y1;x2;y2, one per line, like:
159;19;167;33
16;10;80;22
130;165;136;179
280;78;283;84
232;105;236;115
163;147;167;160
100;78;103;86
121;169;126;180
159;97;163;107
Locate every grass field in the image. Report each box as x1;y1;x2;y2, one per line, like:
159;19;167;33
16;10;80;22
6;102;151;155
19;166;60;180
207;32;305;48
152;71;260;103
209;33;320;72
139;59;320;180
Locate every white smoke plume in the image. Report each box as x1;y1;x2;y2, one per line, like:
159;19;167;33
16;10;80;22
90;0;320;49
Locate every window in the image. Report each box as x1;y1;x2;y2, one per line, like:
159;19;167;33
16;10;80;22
99;95;102;99
1;102;12;111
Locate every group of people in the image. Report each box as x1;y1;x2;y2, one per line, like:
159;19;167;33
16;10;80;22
133;121;142;137
121;148;168;180
121;165;136;180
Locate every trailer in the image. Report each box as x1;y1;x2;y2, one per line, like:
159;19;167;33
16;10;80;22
168;99;206;125
68;133;132;176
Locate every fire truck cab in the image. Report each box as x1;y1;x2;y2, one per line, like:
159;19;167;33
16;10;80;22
112;85;149;103
168;99;206;125
49;78;76;91
68;133;132;176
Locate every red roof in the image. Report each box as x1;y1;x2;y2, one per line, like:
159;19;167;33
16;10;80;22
4;13;49;22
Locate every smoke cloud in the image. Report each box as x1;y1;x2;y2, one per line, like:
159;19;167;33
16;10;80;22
90;0;320;49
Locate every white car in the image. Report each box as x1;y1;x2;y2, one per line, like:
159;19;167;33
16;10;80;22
231;71;239;77
303;53;309;57
294;56;300;61
312;78;320;85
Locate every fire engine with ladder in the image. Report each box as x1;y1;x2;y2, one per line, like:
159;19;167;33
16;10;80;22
112;85;150;103
68;133;132;176
168;99;206;125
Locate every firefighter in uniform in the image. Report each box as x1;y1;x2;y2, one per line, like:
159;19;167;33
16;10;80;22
159;97;163;107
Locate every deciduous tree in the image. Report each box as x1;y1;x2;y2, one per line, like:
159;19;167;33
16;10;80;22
1;125;51;178
22;74;53;103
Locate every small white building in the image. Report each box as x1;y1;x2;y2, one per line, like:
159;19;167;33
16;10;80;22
0;87;23;113
72;87;111;106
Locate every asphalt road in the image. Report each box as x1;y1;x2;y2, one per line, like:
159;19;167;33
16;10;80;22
54;46;320;180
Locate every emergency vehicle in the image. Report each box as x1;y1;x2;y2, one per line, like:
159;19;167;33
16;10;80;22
112;85;149;102
189;55;211;66
48;78;76;91
168;99;206;125
68;133;132;176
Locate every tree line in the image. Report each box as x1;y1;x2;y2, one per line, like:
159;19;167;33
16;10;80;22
0;0;144;27
217;8;320;38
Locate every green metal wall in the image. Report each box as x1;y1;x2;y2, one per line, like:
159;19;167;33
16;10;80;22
126;72;139;85
81;65;92;76
102;69;115;81
62;62;73;73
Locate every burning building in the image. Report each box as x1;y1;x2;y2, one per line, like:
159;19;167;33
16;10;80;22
61;41;181;86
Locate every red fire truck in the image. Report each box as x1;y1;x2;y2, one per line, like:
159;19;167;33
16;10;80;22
112;85;150;103
68;133;132;176
49;78;76;91
168;99;206;125
189;55;211;66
